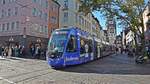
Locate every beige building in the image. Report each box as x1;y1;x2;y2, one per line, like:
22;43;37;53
57;0;99;35
143;3;150;32
107;17;116;45
126;30;135;47
143;2;150;45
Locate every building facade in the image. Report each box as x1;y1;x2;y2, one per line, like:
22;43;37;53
143;1;150;46
121;29;127;49
116;35;122;49
0;0;59;52
125;30;135;48
48;0;60;38
103;30;109;43
107;17;116;45
57;0;96;35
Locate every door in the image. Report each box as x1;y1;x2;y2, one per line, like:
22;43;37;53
65;35;79;65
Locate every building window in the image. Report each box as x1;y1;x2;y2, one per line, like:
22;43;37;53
82;18;84;25
64;12;68;23
14;7;18;16
50;16;57;24
0;24;1;31
75;14;78;24
8;0;14;3
2;0;6;4
64;0;68;9
41;25;44;33
45;26;48;34
79;16;82;25
8;9;11;17
39;25;42;32
45;1;48;8
7;23;10;30
2;24;5;31
39;10;42;18
44;13;48;21
11;22;15;30
16;21;19;29
75;2;78;10
2;9;5;18
32;8;37;16
32;0;37;3
39;0;42;5
0;11;1;18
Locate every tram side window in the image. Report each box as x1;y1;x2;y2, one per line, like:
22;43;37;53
88;40;93;53
95;42;98;55
80;37;85;54
66;35;77;52
80;37;93;54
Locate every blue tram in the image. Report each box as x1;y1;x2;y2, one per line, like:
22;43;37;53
46;27;113;68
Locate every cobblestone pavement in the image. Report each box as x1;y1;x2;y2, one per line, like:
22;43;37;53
0;54;150;84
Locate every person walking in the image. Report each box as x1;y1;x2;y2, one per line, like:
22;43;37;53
18;45;21;57
8;46;12;58
4;46;9;58
116;48;118;55
35;45;41;59
30;45;35;58
20;46;25;58
12;46;15;57
0;45;2;56
14;46;19;57
1;46;5;58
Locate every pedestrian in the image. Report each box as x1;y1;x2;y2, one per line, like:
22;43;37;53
12;46;15;57
0;45;2;56
34;45;41;59
131;48;135;57
116;48;118;54
18;45;21;57
4;46;9;58
14;46;19;57
20;46;25;57
30;45;35;58
1;46;5;58
8;46;13;58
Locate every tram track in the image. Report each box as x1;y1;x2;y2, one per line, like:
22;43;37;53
14;69;56;83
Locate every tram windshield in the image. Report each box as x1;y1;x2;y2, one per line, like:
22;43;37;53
48;31;68;53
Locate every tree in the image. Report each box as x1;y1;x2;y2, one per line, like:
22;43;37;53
79;0;148;56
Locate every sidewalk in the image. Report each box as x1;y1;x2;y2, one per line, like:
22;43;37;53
0;56;6;60
0;56;21;60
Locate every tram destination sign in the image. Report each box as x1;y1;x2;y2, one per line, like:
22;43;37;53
54;31;68;34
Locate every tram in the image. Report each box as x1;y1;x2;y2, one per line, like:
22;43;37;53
46;27;114;68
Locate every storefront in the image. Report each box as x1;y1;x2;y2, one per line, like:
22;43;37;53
0;35;48;57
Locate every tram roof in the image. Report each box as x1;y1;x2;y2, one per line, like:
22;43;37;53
55;27;97;39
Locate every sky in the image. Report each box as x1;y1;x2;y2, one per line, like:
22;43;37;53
93;0;149;35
